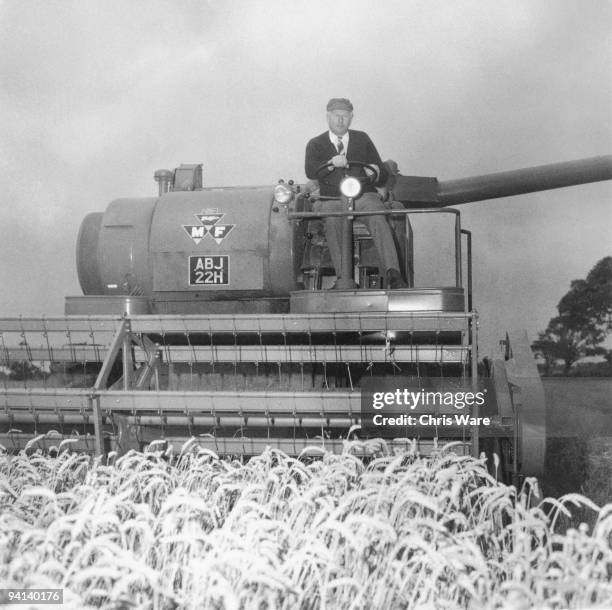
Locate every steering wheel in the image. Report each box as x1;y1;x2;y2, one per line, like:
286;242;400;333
315;160;379;186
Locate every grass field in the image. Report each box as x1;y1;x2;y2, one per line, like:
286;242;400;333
543;377;612;509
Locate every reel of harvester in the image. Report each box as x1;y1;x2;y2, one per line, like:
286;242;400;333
0;310;476;456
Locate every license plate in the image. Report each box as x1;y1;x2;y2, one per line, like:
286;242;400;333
189;255;229;285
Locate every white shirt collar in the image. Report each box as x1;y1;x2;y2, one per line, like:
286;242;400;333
329;130;349;151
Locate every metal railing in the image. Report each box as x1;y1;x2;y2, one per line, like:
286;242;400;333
289;206;466;291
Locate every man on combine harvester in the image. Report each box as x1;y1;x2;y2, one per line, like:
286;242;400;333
305;98;408;289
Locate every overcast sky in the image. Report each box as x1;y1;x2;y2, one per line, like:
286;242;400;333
1;0;610;355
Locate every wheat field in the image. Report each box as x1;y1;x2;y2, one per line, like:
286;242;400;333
1;439;610;610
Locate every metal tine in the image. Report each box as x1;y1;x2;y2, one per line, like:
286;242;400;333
211;434;220;458
256;317;263;390
14;318;32;388
304;327;314;391
364;359;374;377
415;329;421;379
158;315;174;380
209;391;217;433
462;321;469;379
459;323;466;379
79;394;90;432
157;391;166;439
281;317;290;390
232;317;239;391
237;393;244;437
183;317;197;390
62;320;77;365
357;311;366;370
18;317;34;364
332;312;340;367
79;320;94;387
42;317;54;364
87;318;102;363
106;401;117;443
53;393;65;436
436;330;444;378
135;410;143;448
383;311;391;369
258;317;269;388
9;430;19;452
185;395;194;438
264;399;271;440
0;331;10;377
346;362;353;391
306;326;314;367
28;390;39;433
292;393;298;445
406;329;414;377
153;346;161;391
362;311;375;378
384;322;401;375
1;388;11;426
392;312;402;374
206;316;217;390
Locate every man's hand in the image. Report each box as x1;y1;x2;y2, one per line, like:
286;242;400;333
330;154;348;168
376;185;390;201
363;163;380;181
302;179;320;196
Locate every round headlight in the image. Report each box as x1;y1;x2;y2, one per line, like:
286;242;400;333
273;184;293;204
340;176;362;198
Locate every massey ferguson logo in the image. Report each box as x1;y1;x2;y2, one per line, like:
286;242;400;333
183;209;235;245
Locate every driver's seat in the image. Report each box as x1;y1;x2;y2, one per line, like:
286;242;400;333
297;192;413;290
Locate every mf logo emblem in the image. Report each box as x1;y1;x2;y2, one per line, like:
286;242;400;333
183;209;235;245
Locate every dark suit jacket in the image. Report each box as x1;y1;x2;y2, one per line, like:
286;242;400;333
305;129;388;198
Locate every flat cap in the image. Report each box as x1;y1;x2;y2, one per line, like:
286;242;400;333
326;98;353;112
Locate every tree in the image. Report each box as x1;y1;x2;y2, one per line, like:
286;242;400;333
532;257;612;374
531;329;560;376
532;317;594;374
557;256;612;336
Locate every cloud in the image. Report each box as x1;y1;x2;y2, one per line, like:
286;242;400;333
0;0;610;353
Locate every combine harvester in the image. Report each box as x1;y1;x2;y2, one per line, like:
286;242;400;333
1;155;610;484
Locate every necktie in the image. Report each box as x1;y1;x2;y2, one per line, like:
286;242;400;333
337;137;344;154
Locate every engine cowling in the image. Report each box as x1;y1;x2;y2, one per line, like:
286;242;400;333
72;186;299;315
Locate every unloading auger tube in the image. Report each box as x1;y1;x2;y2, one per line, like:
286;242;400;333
1;155;610;485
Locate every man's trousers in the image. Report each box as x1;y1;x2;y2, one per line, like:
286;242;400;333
314;192;401;282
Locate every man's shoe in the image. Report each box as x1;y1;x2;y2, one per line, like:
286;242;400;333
385;268;408;289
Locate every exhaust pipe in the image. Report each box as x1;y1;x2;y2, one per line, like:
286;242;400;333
154;169;173;197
